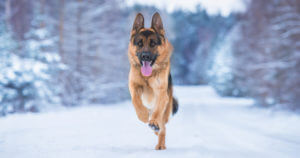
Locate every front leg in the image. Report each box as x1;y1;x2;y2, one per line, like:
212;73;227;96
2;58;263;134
129;83;149;123
149;89;169;131
149;89;169;150
148;69;170;132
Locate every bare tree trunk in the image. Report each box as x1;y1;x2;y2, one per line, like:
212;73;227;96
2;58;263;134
59;0;65;61
76;0;83;68
76;0;83;101
5;0;11;25
40;0;45;28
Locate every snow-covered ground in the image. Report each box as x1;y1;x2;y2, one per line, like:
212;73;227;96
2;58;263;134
1;86;300;158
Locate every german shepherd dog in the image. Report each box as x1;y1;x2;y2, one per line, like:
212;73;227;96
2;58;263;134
128;12;178;150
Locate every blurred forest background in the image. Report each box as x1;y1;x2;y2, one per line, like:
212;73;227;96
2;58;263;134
0;0;299;116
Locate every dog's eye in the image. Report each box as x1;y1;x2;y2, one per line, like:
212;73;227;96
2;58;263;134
150;40;156;47
137;40;143;48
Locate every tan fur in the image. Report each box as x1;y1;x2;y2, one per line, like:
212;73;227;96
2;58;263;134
128;13;174;150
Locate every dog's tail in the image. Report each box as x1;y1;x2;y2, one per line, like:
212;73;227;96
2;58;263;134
172;97;179;115
168;73;178;115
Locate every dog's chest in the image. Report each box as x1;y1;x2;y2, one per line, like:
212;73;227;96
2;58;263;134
141;91;156;110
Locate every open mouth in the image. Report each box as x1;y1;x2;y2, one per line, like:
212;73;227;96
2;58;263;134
141;61;153;77
137;53;158;77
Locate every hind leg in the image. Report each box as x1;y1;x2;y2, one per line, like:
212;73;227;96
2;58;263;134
155;123;166;150
163;101;172;124
153;102;172;149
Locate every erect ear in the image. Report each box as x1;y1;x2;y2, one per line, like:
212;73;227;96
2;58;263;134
132;13;144;32
151;12;164;34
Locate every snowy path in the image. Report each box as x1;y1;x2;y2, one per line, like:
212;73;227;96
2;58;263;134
1;86;300;158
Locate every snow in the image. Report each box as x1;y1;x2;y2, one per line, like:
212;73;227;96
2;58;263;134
1;86;300;158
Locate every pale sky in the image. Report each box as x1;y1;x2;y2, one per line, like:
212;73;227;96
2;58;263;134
126;0;246;16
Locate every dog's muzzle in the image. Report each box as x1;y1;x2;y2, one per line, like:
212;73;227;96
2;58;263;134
136;52;158;66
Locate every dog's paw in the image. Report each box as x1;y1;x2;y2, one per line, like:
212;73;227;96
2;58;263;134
148;120;160;132
155;144;166;150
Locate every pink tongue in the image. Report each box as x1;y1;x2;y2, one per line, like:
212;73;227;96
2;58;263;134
141;61;152;76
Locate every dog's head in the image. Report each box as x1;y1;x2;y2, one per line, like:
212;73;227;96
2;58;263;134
129;12;172;77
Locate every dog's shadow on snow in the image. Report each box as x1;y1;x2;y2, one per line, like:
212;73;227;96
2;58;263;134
108;146;195;154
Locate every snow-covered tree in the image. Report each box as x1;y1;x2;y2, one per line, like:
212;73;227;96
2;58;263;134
208;25;246;97
170;9;236;84
232;0;300;109
59;0;130;105
0;0;61;116
0;21;51;115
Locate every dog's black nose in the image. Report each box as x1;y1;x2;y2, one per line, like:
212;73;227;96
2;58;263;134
141;52;151;61
142;54;150;60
